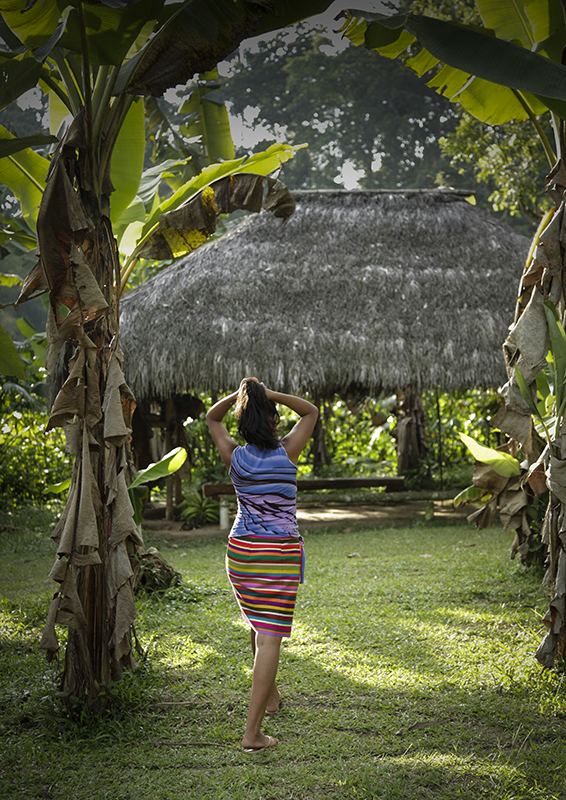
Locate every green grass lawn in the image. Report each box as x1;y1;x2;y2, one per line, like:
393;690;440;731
1;507;565;800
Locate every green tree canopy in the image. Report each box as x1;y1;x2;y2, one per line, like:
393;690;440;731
223;23;469;191
439;112;553;224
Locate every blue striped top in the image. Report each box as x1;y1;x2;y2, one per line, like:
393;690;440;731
229;443;299;538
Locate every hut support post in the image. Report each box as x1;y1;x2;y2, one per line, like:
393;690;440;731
175;473;183;506
219;497;230;531
396;390;428;477
165;397;175;521
435;388;444;490
310;400;332;473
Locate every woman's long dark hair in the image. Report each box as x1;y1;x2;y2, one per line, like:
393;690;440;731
236;379;280;450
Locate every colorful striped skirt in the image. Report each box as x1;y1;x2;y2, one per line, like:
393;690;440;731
226;534;304;638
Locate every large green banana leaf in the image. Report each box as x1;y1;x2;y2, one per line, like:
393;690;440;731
475;0;563;49
459;433;521;477
0;134;57;158
109;97;146;224
120;142;302;270
47;88;70;137
0;126;50;231
0;0;165;66
340;6;566;123
0;55;43;112
136;142;300;245
0;0;62;53
118;0;335;96
179;70;235;164
0;322;25;379
135;170;294;261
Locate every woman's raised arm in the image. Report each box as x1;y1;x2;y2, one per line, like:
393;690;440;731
206;390;239;468
264;388;318;465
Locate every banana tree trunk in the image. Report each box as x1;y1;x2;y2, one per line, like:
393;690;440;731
38;116;141;708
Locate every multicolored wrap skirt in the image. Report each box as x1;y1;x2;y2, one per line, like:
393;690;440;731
226;534;304;638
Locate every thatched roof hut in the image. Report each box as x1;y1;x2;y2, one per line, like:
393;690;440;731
120;189;530;400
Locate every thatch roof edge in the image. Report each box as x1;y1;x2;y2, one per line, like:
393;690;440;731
120;190;529;400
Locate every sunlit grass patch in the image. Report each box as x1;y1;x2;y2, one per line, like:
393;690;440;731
331;748;540;800
144;631;220;668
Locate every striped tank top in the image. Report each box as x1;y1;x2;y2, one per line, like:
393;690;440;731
229;443;299;538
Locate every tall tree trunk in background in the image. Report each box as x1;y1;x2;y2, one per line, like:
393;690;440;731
396;390;427;476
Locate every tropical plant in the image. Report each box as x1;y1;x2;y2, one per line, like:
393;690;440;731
0;0;335;710
127;446;188;524
397;0;554;229
0;273;27;379
337;3;566;130
146;68;235;181
454;432;547;566
0;318;69;506
179;490;220;528
438;112;554;226
338;0;566;667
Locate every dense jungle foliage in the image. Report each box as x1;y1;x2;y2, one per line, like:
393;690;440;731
0;332;68;508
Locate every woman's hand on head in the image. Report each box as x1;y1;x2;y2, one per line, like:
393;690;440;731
239;377;276;402
240;376;260;390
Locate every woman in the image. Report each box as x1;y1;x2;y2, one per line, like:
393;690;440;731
206;378;318;753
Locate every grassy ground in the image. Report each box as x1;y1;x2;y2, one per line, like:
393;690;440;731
1;506;565;800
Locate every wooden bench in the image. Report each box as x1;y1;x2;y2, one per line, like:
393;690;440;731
203;476;405;530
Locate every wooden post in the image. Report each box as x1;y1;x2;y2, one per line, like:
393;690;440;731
219;496;230;531
165;397;174;521
396;390;428;476
310;400;331;472
435;387;444;490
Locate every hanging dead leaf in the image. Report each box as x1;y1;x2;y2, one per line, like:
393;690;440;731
537;203;563;271
491;404;533;453
467;499;498;529
528;462;548;495
503;288;549;384
13;260;47;307
471;462;509;494
137;173;295;261
546;457;566;504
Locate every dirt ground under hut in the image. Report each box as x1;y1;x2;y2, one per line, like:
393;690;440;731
141;492;480;542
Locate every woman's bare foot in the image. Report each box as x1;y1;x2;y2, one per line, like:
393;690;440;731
265;687;282;715
242;733;279;753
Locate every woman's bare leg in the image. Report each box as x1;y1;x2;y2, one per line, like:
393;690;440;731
250;629;281;714
242;632;282;749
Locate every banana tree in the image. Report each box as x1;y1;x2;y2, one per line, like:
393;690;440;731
337;2;566;135
337;0;566;667
0;0;334;710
